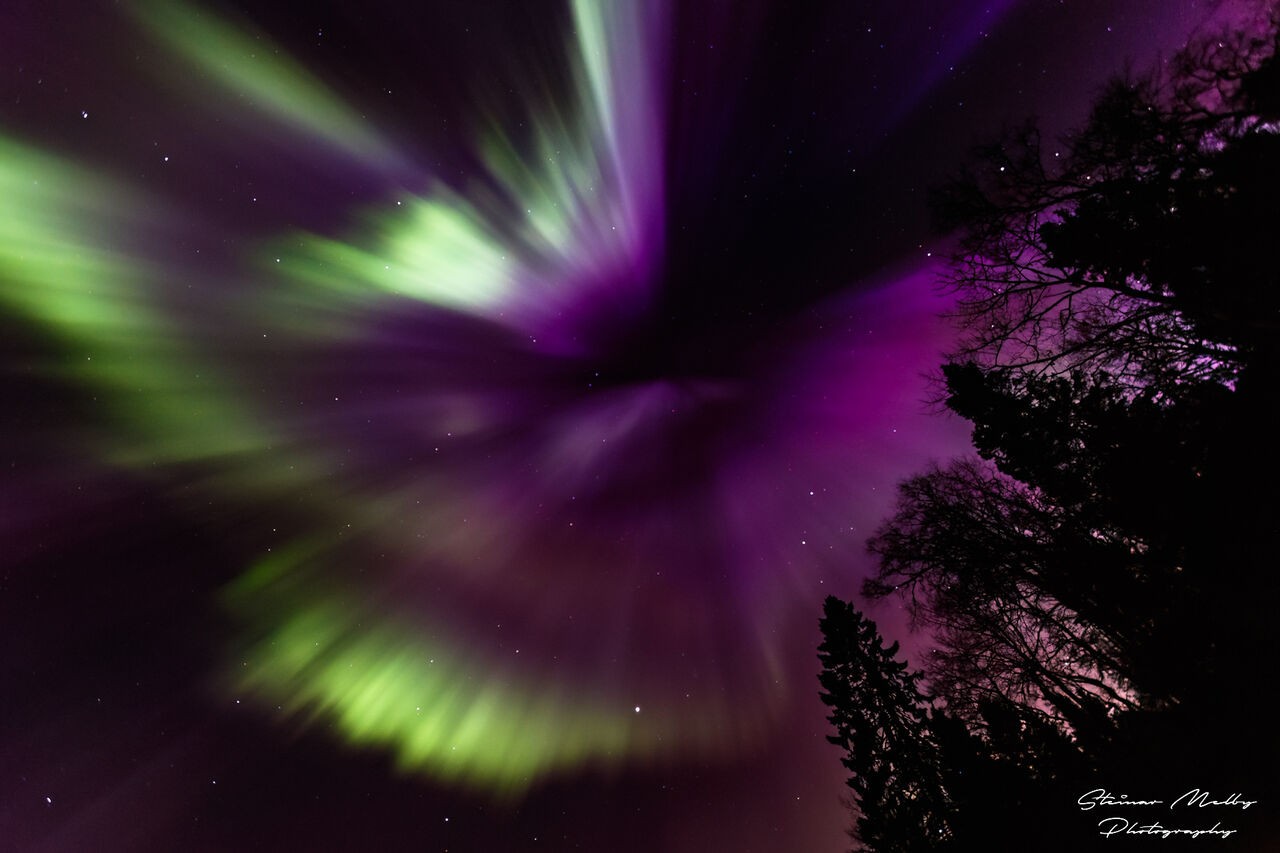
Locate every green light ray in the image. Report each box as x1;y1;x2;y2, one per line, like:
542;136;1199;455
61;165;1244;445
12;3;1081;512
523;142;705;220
0;136;276;466
224;546;770;796
130;0;406;169
267;193;517;316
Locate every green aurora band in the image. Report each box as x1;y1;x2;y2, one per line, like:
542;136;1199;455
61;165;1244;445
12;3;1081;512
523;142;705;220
2;0;791;795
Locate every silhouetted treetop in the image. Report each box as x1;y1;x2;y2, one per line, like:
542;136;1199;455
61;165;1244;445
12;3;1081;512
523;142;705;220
863;458;1150;730
932;12;1280;389
818;596;954;851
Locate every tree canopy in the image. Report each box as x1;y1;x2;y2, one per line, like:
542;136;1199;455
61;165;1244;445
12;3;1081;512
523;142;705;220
932;16;1280;390
820;11;1280;851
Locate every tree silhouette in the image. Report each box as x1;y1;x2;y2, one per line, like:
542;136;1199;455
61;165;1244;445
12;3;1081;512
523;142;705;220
818;597;1095;852
818;596;953;851
938;362;1224;542
864;458;1143;735
872;5;1280;736
906;363;1225;706
824;11;1280;848
932;13;1280;390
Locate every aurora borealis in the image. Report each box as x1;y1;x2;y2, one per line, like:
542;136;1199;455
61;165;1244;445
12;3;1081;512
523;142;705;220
2;1;1253;849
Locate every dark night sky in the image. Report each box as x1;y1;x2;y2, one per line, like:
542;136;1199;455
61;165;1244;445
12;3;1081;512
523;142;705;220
0;1;1255;850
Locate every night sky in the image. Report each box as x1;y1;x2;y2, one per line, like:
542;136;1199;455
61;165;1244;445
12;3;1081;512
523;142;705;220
0;1;1257;850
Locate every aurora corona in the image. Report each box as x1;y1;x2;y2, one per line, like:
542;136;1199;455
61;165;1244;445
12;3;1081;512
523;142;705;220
1;0;954;795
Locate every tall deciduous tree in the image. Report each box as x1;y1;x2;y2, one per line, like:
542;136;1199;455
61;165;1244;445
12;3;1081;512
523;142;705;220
864;457;1144;734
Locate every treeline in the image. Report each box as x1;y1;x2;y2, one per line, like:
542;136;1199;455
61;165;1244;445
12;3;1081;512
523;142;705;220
819;11;1280;851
